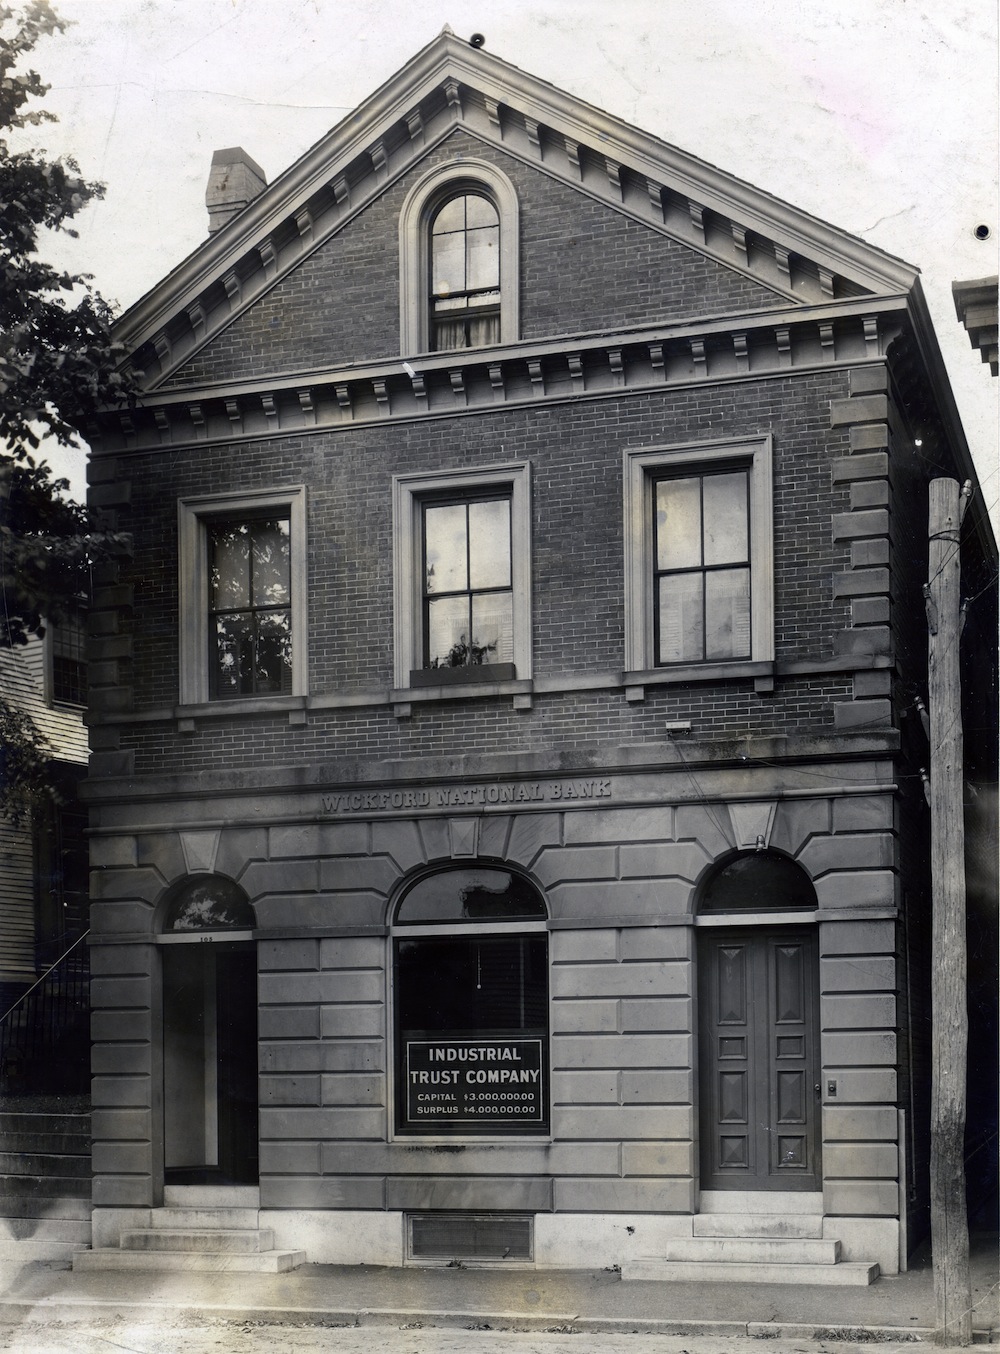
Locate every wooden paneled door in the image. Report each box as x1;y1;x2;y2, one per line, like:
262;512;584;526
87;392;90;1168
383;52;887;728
698;928;821;1191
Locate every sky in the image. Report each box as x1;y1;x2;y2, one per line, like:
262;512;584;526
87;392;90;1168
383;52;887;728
16;0;1000;520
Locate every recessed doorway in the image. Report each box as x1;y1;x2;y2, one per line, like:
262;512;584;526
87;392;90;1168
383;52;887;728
162;940;258;1184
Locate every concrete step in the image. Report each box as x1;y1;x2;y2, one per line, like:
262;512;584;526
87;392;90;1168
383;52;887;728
74;1247;306;1274
698;1190;824;1215
623;1259;880;1286
659;1237;840;1265
121;1228;275;1254
163;1185;260;1208
693;1213;824;1239
0;1215;91;1244
148;1207;260;1231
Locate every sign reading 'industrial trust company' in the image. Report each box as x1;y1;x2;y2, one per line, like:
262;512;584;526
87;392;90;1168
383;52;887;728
322;779;613;814
404;1039;546;1131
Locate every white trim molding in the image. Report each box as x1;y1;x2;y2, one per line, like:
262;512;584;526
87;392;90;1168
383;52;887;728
623;435;774;673
177;484;308;706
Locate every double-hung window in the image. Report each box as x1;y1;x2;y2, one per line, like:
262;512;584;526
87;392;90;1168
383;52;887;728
430;193;501;351
398;161;519;355
178;487;307;706
393;464;531;689
624;437;773;673
422;494;512;672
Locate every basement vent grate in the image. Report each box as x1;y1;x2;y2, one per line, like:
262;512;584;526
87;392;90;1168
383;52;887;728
407;1213;533;1262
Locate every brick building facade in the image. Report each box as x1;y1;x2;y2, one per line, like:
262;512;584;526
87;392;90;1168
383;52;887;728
78;33;996;1277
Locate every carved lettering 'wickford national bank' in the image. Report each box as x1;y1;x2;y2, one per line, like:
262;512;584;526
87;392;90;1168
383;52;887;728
321;779;613;814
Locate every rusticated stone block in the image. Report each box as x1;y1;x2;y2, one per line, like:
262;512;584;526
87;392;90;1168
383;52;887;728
832;509;889;540
386;1176;553;1212
849;367;888;396
833;698;893;730
830;393;888;425
831;453;889;482
832;568;889;598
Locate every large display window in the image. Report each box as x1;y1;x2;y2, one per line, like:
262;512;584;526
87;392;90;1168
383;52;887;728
392;866;548;1136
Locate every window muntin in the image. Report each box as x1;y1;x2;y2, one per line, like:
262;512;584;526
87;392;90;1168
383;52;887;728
430;193;501;351
623;438;773;673
423;495;512;670
654;469;751;665
208;515;292;699
392;866;549;1136
178;486;307;707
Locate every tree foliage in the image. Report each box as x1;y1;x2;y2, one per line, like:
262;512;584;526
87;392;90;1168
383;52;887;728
0;0;131;648
0;1;132;821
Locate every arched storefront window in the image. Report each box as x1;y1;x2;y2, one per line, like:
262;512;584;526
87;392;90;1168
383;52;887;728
160;874;255;933
698;850;817;914
392;865;548;1136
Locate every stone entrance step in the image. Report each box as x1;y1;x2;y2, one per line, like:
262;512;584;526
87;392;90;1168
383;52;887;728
73;1186;305;1274
692;1212;824;1239
623;1258;880;1285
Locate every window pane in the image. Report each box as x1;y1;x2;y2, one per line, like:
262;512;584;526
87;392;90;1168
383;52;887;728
397;869;546;923
464;195;498;229
468;499;511;590
212;612;253;696
658;572;703;663
432;230;466;296
251;519;290;605
467;310;501;348
466;224;499;291
705;567;751;660
432;196;466;234
704;472;748;566
472;592;513;664
397;935;546;1033
656;477;702;570
209;523;251;609
255;609;293;693
164;876;254;931
425;503;468;594
427;594;471;667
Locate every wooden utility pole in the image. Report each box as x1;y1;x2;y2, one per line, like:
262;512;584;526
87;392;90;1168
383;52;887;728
925;476;972;1347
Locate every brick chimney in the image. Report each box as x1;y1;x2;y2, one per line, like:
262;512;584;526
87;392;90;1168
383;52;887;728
205;147;267;234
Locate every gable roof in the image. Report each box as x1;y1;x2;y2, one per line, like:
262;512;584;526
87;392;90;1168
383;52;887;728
114;29;918;391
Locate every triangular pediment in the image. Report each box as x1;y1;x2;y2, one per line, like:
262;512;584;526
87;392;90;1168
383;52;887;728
114;30;918;391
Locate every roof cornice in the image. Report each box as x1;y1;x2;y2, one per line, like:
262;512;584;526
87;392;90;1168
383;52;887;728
113;30;917;379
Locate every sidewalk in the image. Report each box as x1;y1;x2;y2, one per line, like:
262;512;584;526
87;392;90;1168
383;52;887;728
0;1233;996;1345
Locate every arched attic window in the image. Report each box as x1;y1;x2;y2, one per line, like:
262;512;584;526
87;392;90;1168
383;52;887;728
161;874;255;933
698;850;817;914
399;161;519;355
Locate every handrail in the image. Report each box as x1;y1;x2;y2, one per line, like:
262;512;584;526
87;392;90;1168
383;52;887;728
0;929;90;1025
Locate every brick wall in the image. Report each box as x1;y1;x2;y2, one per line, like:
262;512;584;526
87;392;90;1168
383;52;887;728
110;368;854;776
164;130;784;387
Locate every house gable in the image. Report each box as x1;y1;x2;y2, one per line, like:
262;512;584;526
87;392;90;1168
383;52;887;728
114;31;916;396
160;131;789;389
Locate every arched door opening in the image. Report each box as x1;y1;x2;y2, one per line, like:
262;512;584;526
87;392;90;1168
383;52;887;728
159;875;258;1185
697;851;821;1192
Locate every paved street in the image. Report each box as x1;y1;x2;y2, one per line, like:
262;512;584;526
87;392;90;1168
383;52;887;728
0;1316;957;1354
